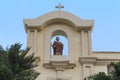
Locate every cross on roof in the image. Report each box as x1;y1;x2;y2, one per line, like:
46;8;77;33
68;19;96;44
55;3;64;10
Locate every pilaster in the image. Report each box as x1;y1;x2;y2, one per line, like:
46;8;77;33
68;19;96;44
88;30;92;55
33;29;37;54
81;30;85;56
27;29;30;47
79;57;97;79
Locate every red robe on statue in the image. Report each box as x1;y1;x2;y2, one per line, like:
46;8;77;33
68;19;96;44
53;41;63;55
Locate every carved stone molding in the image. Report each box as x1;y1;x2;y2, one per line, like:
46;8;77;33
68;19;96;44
79;56;97;64
79;56;120;65
43;55;76;71
47;77;71;80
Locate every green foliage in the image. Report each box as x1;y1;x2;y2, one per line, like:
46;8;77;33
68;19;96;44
86;62;120;80
85;72;112;80
89;72;112;80
0;43;40;80
111;62;120;80
0;45;4;51
0;65;13;80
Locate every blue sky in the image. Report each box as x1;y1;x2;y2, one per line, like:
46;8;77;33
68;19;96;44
0;0;120;51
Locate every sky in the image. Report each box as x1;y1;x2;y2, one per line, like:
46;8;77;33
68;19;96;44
0;0;120;52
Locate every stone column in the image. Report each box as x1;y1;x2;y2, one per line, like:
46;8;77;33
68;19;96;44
82;64;86;79
82;64;94;79
88;30;92;55
33;29;37;54
68;34;75;63
44;31;51;63
56;70;63;78
81;30;85;56
27;29;30;47
90;64;94;76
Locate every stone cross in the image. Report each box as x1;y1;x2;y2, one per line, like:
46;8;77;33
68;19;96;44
55;3;64;10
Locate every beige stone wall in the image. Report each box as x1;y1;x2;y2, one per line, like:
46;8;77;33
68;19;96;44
93;52;120;59
27;22;93;61
63;63;83;80
74;31;81;60
94;65;107;74
84;31;89;56
27;23;84;80
24;10;120;80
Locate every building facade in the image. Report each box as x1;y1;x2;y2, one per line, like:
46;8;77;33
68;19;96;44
24;10;120;80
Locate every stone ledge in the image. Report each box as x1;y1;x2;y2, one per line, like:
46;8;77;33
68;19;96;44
46;77;71;80
79;56;120;65
79;56;97;64
43;55;76;71
50;55;68;61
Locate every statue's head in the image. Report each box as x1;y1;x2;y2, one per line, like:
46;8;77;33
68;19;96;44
56;36;60;41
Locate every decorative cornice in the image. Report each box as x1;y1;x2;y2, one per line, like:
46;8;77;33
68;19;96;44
79;56;120;65
79;57;97;64
43;55;76;71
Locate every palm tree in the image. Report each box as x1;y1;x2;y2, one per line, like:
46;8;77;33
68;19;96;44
0;43;40;80
0;45;4;51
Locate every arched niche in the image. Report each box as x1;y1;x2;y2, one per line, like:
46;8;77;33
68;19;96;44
50;30;68;55
51;30;67;38
44;23;75;64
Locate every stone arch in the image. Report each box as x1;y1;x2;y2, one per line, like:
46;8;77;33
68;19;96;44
41;18;76;30
44;24;75;63
51;30;68;38
50;30;68;55
24;10;94;32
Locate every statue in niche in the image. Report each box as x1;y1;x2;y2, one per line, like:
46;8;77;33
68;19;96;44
52;36;64;55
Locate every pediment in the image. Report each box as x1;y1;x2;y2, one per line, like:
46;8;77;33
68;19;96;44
24;10;94;32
